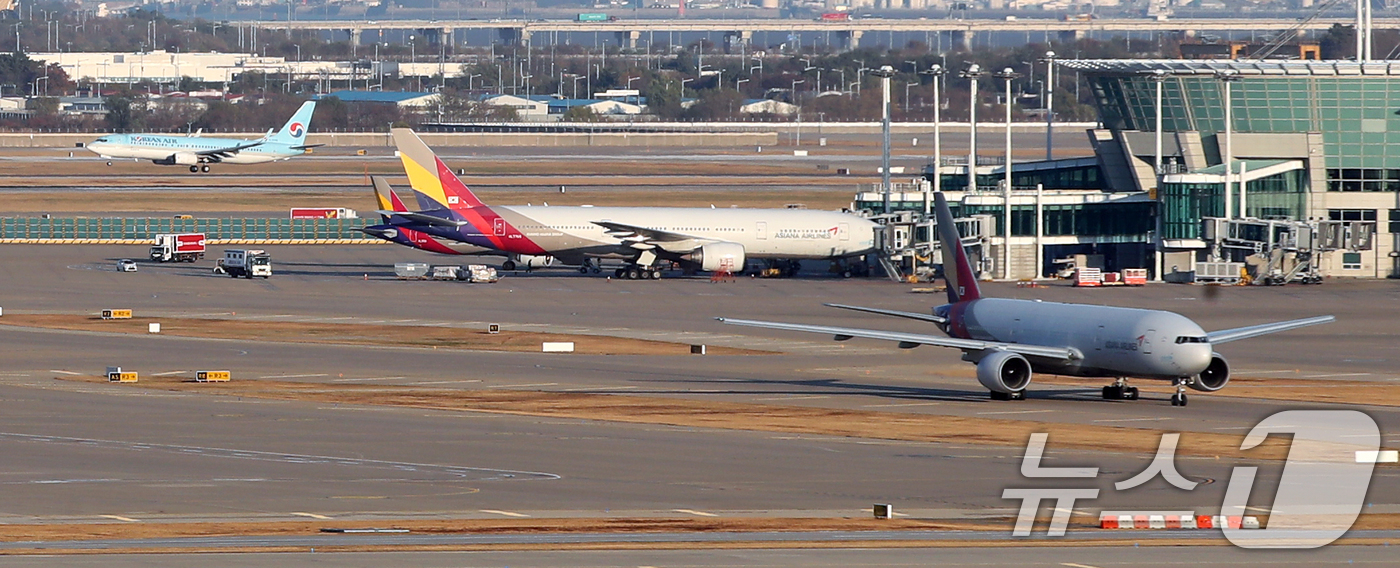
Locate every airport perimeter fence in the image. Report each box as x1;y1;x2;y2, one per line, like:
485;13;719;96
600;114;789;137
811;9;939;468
0;217;384;244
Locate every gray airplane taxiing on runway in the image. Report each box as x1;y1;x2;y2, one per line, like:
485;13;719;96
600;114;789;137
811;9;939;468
719;191;1335;406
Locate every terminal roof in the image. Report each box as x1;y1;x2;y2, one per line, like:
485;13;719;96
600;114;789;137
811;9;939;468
1058;59;1400;76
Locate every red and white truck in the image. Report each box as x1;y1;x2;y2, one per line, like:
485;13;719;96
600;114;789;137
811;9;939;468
149;233;206;263
290;207;358;219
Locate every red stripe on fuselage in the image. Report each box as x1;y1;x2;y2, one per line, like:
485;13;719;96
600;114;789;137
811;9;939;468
402;227;461;255
433;158;548;255
947;301;974;339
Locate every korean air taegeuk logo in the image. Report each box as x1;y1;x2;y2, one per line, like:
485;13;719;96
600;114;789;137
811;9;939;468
288;122;305;138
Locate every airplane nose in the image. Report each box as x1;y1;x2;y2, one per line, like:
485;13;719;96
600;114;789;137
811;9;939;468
1187;345;1213;374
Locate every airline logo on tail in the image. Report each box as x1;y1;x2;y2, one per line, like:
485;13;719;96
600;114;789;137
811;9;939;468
391;128;548;256
288;122;305;138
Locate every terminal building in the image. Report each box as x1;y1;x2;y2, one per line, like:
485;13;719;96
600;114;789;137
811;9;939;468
858;59;1394;282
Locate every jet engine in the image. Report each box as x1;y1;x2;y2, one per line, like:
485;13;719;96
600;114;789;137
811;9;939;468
976;351;1032;394
1190;353;1231;392
154;152;199;166
683;242;746;272
502;254;553;271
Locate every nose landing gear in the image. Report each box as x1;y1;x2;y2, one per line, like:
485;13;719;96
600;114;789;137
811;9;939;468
1170;378;1189;407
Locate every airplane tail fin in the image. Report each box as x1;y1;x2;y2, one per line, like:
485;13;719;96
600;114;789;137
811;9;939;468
267;101;315;145
933;192;982;304
391;127;487;211
371;176;410;221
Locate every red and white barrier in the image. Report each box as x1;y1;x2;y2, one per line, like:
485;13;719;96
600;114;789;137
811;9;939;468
1098;512;1259;530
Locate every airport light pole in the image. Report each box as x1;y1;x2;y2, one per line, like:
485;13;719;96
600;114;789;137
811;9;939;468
993;67;1022;280
959;64;984;193
1216;69;1241;220
873;65;895;214
1038;50;1056;160
920;64;947;208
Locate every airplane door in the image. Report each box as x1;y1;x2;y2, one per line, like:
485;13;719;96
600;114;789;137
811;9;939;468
1094;326;1104;351
839;223;850;241
756;221;767;240
493;218;506;237
1141;330;1154;354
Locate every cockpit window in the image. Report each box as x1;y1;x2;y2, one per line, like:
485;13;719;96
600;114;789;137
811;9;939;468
1175;336;1208;344
95;137;109;142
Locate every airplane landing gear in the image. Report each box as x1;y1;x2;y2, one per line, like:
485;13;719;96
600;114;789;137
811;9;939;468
989;390;1026;401
614;265;661;280
1170;378;1189;407
502;260;516;271
1102;378;1139;400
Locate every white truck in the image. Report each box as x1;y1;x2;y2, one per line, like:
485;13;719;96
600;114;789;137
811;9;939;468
219;249;271;279
149;233;206;263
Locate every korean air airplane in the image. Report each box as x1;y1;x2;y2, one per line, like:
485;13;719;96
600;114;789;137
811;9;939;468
84;101;320;173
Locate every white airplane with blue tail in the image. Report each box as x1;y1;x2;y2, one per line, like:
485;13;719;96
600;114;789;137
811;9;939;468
85;101;320;173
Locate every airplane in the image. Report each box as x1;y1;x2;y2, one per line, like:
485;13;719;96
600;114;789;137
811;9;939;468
717;191;1335;407
84;101;321;173
358;176;498;257
378;128;880;278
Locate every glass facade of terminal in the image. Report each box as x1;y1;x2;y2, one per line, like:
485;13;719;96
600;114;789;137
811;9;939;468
850;198;1154;240
1093;73;1400;174
930;162;1105;192
1160;169;1308;239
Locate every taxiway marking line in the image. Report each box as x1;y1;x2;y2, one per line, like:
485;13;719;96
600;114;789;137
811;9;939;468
479;510;530;518
1301;372;1371;378
976;409;1056;416
332;377;408;382
257;374;329;379
1092;417;1173;423
673;509;718;517
49;370;81;375
753;395;830;401
564;385;638;391
860;402;942;408
408;380;482;385
151;371;188;377
1061;563;1103;568
290;512;332;520
99;515;139;522
485;383;559;389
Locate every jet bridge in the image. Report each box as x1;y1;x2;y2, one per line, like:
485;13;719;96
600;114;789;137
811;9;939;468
1201;217;1375;285
871;209;992;283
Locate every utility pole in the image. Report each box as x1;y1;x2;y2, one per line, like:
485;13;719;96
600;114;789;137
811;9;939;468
874;65;895;214
920;64;947;213
959;64;985;193
1038;50;1056;161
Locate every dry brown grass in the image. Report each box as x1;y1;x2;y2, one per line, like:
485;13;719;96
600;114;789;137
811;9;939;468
60;374;1292;461
1;315;766;356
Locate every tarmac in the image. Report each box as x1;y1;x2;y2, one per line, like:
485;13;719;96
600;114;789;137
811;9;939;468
1;239;1398;564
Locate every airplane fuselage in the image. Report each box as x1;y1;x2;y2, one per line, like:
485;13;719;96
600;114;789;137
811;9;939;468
937;298;1215;380
86;134;304;164
398;205;879;264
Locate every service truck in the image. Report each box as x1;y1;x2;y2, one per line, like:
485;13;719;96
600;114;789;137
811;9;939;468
149;233;206;263
220;249;272;279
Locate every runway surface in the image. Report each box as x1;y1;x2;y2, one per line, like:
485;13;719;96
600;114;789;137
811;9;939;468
0;244;1396;563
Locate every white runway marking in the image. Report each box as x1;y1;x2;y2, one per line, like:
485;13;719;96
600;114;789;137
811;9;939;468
99;515;139;522
479;509;530;518
672;509;718;517
861;401;942;408
485;383;559;389
152;370;188;377
407;380;483;385
291;512;332;520
49;370;81;375
976;409;1056;416
563;385;638;391
332;377;408;382
753;395;830;401
1301;372;1372;378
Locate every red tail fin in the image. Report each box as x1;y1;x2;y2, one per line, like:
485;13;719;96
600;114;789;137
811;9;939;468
933;192;983;304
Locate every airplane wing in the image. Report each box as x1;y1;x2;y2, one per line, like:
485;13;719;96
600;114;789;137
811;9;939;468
592;220;711;252
1206;315;1335;345
378;210;469;227
195;140;263;157
716;317;1078;360
824;303;947;325
289;144;325;150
